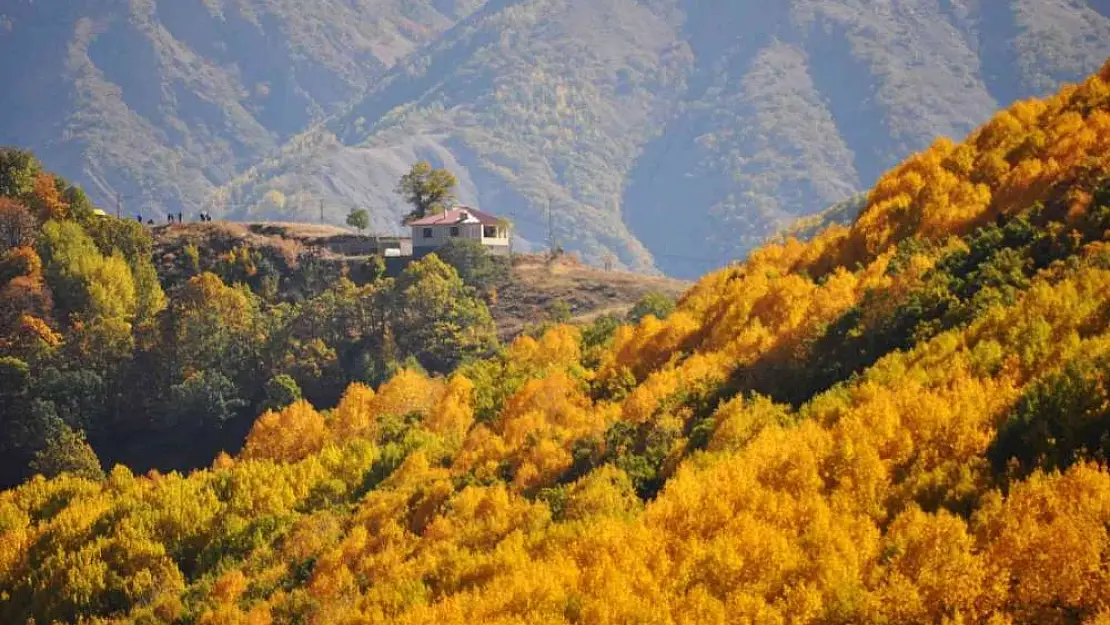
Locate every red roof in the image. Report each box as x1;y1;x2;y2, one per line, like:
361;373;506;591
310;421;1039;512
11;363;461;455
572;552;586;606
408;206;502;226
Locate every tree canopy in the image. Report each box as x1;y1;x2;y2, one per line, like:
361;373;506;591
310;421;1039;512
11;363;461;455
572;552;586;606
396;161;457;223
0;151;506;487
346;208;369;232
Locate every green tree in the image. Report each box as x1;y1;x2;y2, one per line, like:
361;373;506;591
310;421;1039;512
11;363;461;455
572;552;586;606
76;214;164;324
163;272;261;383
31;367;108;434
263;374;303;412
989;354;1110;481
36;219;102;317
346;208;370;233
581;313;623;369
364;254;387;283
167;370;248;430
548;299;573;323
0;400;58;488
396;161;457;223
63;184;93;219
0;148;41;199
582;314;622;350
29;423;104;481
627;291;677;324
183;243;201;275
131;256;167;327
0;356;30;398
80;210;155;264
70;318;136;373
37;220;139;323
292;250;345;299
86;252;138;321
0;357;36;486
432;239;510;290
389;255;498;373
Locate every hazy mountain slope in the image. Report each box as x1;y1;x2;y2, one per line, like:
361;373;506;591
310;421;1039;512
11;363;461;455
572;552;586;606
220;0;690;271
624;0;1110;275
0;0;484;216
215;0;1110;277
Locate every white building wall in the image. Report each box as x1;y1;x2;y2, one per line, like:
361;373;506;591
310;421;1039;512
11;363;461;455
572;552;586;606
411;220;511;257
412;222;481;248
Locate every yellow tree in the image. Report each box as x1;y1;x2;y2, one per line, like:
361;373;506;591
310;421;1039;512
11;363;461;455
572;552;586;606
243;400;328;463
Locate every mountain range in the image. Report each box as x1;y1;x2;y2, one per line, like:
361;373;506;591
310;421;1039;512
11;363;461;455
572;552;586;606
2;0;1109;276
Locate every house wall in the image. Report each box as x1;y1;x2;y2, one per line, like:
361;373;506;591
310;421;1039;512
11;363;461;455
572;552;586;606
412;222;483;250
411;222;511;257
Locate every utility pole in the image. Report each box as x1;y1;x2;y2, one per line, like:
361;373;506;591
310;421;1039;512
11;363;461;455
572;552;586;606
547;197;554;255
116;191;123;219
505;213;517;267
320;200;325;224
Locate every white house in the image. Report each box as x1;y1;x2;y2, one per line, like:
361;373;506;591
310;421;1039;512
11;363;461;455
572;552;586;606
408;207;511;258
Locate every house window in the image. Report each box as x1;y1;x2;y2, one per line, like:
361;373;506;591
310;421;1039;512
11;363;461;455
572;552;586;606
483;226;498;238
422;228;433;239
450;226;460;237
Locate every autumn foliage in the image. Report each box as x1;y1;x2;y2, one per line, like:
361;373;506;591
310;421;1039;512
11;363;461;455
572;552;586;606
3;60;1110;625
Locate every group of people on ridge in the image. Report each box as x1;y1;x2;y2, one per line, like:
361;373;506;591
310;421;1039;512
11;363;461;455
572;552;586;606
133;211;214;225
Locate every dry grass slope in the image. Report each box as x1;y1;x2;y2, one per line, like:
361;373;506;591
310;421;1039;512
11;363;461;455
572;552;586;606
492;254;688;341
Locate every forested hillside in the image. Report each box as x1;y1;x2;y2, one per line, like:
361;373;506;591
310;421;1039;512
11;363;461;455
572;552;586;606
0;153;683;490
3;1;1110;275
0;152;685;489
3;57;1110;625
